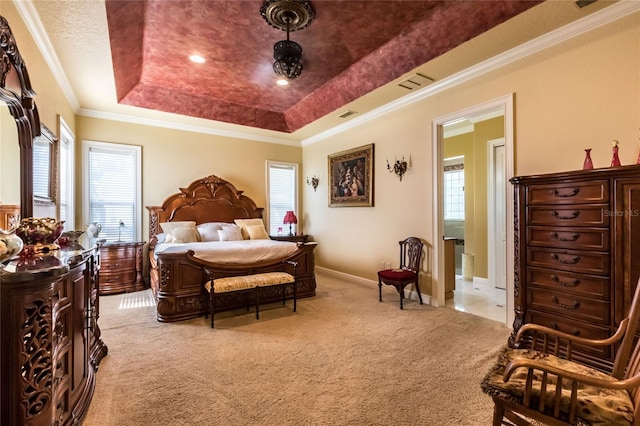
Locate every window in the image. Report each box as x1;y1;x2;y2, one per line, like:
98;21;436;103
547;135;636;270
266;161;298;236
443;162;465;221
58;117;75;231
33;124;57;206
83;141;141;242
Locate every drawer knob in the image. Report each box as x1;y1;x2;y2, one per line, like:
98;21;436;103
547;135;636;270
551;210;580;220
550;232;580;242
550;275;580;287
551;295;580;310
551;187;580;198
550;253;580;264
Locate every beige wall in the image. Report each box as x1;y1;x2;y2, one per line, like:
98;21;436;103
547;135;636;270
0;2;76;206
76;116;301;240
0;2;301;240
303;12;640;295
3;3;639;299
472;117;504;279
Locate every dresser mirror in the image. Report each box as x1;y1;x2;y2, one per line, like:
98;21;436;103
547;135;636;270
0;15;42;219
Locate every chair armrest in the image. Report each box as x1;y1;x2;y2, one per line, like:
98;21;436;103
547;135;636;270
503;356;640;391
515;318;629;348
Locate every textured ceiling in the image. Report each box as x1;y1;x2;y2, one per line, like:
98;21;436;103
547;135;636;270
104;0;541;133
26;0;613;142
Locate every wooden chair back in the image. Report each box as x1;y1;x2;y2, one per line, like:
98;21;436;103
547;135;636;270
619;280;640;424
614;279;640;379
400;237;423;273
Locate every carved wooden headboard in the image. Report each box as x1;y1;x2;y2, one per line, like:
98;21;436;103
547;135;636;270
146;175;264;243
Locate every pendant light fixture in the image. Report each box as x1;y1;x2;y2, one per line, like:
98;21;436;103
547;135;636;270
260;0;314;84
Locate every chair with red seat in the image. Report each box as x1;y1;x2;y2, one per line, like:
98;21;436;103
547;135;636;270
377;237;424;309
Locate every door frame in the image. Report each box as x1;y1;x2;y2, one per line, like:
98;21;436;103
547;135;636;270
487;137;506;291
431;93;514;328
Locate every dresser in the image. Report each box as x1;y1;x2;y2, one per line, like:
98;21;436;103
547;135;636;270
0;238;107;425
511;165;640;372
99;241;145;295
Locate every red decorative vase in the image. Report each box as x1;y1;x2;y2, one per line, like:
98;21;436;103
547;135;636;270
583;149;594;170
611;141;621;167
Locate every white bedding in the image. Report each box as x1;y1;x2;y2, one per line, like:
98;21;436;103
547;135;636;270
154;239;299;264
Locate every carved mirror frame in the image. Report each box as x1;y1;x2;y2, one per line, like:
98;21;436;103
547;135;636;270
1;14;41;220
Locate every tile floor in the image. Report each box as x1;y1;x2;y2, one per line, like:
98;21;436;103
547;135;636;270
446;275;507;324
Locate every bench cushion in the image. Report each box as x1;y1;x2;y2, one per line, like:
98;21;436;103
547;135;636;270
205;272;295;293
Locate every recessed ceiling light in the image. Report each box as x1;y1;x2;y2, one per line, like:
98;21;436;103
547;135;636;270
189;54;205;64
276;79;289;86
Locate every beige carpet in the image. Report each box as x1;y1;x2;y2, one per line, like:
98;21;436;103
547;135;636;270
83;272;510;426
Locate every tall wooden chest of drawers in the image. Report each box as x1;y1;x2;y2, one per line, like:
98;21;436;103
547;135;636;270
512;166;640;372
99;241;145;295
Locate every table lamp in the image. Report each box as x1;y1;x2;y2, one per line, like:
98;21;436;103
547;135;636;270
283;211;297;236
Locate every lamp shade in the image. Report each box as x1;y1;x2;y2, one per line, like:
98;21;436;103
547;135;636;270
283;210;298;224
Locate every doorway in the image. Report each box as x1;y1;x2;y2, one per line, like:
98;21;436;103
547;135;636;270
432;94;514;327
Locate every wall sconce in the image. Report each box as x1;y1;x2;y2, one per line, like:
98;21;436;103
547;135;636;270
387;156;409;181
307;175;319;191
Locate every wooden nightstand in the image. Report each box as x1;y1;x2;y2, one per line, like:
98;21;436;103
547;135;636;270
270;234;309;243
99;241;145;295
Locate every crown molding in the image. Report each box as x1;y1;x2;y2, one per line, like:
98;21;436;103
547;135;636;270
77;108;301;147
14;0;639;146
13;0;80;111
302;0;640;146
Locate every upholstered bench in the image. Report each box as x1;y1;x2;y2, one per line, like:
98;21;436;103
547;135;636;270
204;261;298;328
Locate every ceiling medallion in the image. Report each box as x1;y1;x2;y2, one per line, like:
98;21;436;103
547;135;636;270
260;0;315;32
260;0;314;83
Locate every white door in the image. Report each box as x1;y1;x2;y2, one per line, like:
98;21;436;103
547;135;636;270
492;142;507;290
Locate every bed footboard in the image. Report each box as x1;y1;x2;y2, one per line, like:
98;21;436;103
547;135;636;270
152;243;316;322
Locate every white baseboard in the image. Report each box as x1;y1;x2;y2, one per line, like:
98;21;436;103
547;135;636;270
315;266;432;305
473;277;490;287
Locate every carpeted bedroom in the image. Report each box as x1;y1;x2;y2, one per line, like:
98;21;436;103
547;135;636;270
83;272;510;425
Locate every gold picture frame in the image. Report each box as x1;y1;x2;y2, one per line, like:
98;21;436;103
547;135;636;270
328;143;374;207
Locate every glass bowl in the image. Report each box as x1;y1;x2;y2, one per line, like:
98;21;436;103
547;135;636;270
0;230;23;264
15;217;65;247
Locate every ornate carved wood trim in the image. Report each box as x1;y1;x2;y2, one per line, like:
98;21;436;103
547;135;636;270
0;15;41;219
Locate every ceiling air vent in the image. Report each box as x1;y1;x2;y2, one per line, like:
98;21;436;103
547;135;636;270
575;0;597;8
398;73;434;90
338;110;357;119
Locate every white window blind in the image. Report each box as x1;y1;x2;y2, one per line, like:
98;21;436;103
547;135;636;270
33;139;50;198
83;141;141;242
266;161;298;236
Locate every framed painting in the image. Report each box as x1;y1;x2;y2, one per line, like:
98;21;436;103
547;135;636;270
328;143;374;207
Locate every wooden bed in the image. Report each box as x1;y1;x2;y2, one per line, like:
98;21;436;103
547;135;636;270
146;175;316;322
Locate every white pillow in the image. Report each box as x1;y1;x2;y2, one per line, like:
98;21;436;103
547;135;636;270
160;221;197;235
160;221;198;243
155;232;167;244
165;227;199;243
234;218;265;240
217;227;243;241
197;223;223;242
246;224;269;240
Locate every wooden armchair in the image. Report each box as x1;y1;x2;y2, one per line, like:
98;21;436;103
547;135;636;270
482;279;640;425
